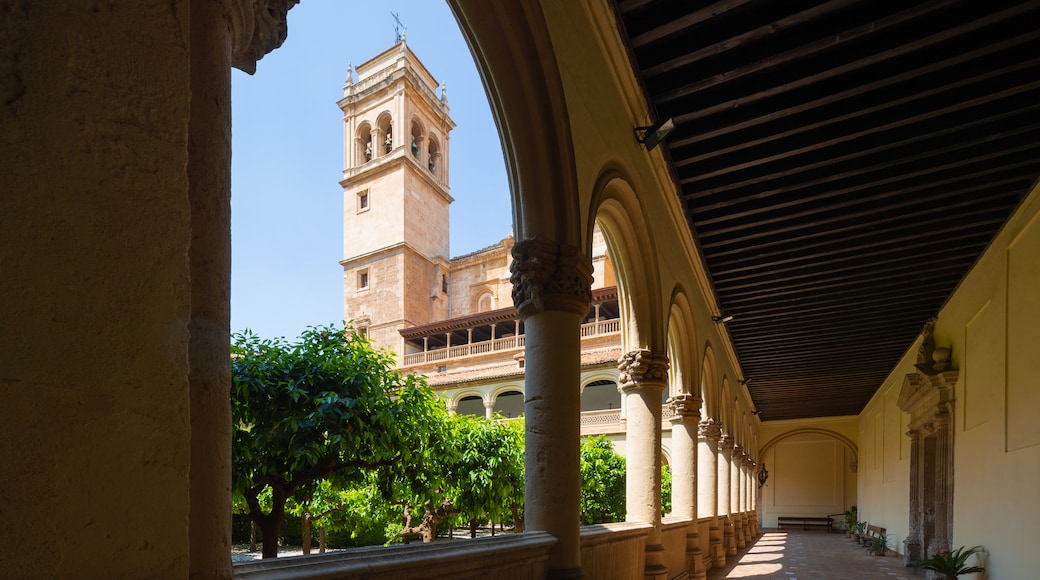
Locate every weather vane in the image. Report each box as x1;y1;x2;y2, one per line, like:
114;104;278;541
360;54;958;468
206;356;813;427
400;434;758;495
392;12;406;44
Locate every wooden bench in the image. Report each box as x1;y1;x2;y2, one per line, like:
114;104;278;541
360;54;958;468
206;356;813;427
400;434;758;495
776;516;834;532
864;524;886;543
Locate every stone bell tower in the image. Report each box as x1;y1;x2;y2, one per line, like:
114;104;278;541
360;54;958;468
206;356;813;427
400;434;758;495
337;38;455;358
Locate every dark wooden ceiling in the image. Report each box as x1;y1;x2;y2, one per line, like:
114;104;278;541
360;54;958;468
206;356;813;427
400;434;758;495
615;0;1040;420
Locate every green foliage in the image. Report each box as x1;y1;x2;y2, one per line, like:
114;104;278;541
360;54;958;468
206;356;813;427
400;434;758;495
579;435;626;524
914;545;986;578
445;414;525;529
867;531;889;555
660;464;672;516
231;324;445;557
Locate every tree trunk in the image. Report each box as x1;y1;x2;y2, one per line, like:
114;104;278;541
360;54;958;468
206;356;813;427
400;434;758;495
301;514;311;555
259;517;281;559
319;527;326;553
249;521;257;552
470;518;479;538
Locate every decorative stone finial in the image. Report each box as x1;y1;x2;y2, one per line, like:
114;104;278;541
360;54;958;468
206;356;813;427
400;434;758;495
345;62;353;85
440;82;448;104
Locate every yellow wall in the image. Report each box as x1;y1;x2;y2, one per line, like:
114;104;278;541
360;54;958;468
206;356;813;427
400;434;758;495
758;417;858;527
859;182;1040;578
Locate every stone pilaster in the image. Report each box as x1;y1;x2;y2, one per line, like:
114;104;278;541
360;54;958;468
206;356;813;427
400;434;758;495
669;394;706;580
619;349;670;580
511;238;593;579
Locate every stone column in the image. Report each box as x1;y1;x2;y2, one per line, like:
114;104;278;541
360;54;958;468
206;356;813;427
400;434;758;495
511;238;592;579
718;435;736;556
698;419;724;567
484;399;495;419
669;394;706;580
446;401;458;416
730;444;745;549
620;349;670;580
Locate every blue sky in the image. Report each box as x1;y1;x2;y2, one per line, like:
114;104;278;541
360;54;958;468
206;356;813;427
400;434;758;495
231;1;511;339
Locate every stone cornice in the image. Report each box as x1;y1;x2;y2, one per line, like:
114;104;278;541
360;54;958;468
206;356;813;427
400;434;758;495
229;0;299;75
510;238;593;318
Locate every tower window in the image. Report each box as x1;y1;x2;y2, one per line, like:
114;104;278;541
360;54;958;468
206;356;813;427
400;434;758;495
358;269;369;290
357;190;369;212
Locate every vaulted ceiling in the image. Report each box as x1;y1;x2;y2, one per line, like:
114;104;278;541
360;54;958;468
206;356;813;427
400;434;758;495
615;0;1040;420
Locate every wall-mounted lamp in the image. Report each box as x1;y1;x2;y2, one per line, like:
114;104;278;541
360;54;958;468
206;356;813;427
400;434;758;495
758;463;769;488
712;315;734;324
634;117;675;151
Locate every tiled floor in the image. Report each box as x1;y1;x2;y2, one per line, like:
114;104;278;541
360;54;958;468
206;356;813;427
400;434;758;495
707;530;926;579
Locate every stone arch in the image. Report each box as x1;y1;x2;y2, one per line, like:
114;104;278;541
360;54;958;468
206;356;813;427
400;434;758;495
492;388;525;419
720;376;733;434
376;111;394;154
455;393;487;417
700;344;719;420
581;369;620;390
409;116;425;159
580;378;621;412
666;286;697;399
427;134;441;176
450;2;580;246
591;172;663;352
759;428;859;459
474;288;495;313
356;121;373;164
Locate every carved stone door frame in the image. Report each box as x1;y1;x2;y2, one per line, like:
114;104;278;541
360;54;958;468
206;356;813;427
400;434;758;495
896;322;957;569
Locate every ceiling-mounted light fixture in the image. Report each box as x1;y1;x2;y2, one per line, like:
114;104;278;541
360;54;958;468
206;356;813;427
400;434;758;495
712;315;734;324
634;117;675;151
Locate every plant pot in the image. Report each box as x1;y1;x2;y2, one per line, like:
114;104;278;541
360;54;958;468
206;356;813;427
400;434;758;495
850;533;860;542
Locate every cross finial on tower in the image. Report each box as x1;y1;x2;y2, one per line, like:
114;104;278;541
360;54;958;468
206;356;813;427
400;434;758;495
392;12;405;44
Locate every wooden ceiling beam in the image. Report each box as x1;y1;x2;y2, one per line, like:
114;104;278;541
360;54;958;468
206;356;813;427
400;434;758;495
669;5;1040;123
652;0;956;89
641;0;858;75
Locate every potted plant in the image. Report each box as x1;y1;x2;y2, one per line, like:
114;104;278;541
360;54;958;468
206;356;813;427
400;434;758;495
850;521;862;542
914;545;986;579
843;506;857;538
868;532;889;556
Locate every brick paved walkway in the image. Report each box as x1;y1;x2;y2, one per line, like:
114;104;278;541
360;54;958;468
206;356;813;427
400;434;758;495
707;530;925;579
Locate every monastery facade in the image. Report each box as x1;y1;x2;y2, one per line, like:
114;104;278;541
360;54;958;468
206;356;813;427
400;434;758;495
338;41;670;448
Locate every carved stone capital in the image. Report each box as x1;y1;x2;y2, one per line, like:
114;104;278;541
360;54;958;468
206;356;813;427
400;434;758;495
668;393;702;423
698;418;722;441
509;238;593;319
618;349;669;393
718;435;735;454
230;0;300;74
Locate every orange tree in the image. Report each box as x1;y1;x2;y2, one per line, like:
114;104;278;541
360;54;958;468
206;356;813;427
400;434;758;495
231;324;444;558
